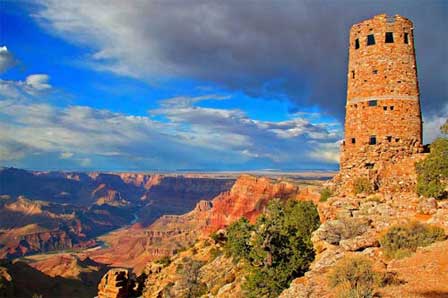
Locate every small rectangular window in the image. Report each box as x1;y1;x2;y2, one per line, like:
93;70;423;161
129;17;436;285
369;136;377;145
351;138;356;144
355;38;360;49
385;32;394;43
368;100;377;107
390;106;394;110
383;106;387;111
365;163;374;169
367;34;375;46
351;70;355;79
372;70;378;74
387;136;392;142
404;33;409;44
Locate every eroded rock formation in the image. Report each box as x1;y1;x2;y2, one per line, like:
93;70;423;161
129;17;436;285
97;268;142;298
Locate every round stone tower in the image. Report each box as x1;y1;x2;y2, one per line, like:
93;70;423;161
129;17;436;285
341;14;423;168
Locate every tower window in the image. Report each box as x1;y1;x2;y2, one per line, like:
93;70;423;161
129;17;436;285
385;32;394;43
387;136;392;142
404;33;409;44
390;106;394;110
383;106;387;111
368;100;377;106
372;70;378;74
355;38;360;49
369;136;377;145
367;34;375;46
351;138;356;144
351;70;355;79
365;163;374;169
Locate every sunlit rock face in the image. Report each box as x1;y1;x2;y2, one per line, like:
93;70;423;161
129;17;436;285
91;175;305;273
0;167;234;259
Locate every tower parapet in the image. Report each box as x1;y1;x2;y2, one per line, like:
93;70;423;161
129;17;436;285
334;14;427;193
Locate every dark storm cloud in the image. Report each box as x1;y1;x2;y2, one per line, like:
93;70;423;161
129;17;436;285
36;0;447;120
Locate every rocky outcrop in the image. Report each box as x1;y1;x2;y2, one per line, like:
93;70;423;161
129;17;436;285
142;239;245;298
0;265;14;297
279;192;448;298
29;254;107;279
203;175;300;234
97;268;142;298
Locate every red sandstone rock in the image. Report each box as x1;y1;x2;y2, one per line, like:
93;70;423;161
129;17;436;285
97;268;141;298
89;175;304;272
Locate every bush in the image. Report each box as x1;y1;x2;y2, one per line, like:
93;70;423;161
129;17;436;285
225;199;321;298
176;257;207;298
319;187;332;202
223;217;253;261
416;137;448;199
328;256;377;298
210;231;226;243
155;256;171;267
353;177;373;194
380;222;446;259
209;247;222;260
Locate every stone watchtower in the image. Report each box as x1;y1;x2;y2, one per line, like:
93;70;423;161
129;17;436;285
337;14;426;193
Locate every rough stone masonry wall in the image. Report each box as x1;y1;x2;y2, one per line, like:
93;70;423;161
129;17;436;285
333;139;426;194
342;14;423;168
335;14;427;194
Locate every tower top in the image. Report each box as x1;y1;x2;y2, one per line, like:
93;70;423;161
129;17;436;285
351;14;413;30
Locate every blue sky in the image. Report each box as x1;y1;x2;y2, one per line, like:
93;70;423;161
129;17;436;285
0;1;446;171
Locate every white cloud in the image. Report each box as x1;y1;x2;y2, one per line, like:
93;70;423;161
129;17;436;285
308;142;340;163
0;88;341;170
59;152;74;159
0;74;52;99
0;46;17;73
25;74;52;91
423;104;448;144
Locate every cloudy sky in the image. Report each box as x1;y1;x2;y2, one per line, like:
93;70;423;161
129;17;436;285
0;0;447;171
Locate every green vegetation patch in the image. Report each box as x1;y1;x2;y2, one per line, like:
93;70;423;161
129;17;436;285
353;177;374;195
319;187;333;202
223;199;321;298
328;256;378;298
380;222;446;259
416;135;448;199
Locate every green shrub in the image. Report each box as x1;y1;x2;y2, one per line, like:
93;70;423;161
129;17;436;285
155;256;171;267
380;222;446;259
353;177;373;194
210;231;227;243
223;217;253;262
365;194;382;203
224;199;320;298
328;256;377;298
209;247;222;260
416;137;448;199
176;257;207;298
319;187;332;202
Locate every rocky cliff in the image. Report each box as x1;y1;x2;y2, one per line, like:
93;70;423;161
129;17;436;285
279;193;448;298
90;175;304;273
0;168;234;259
